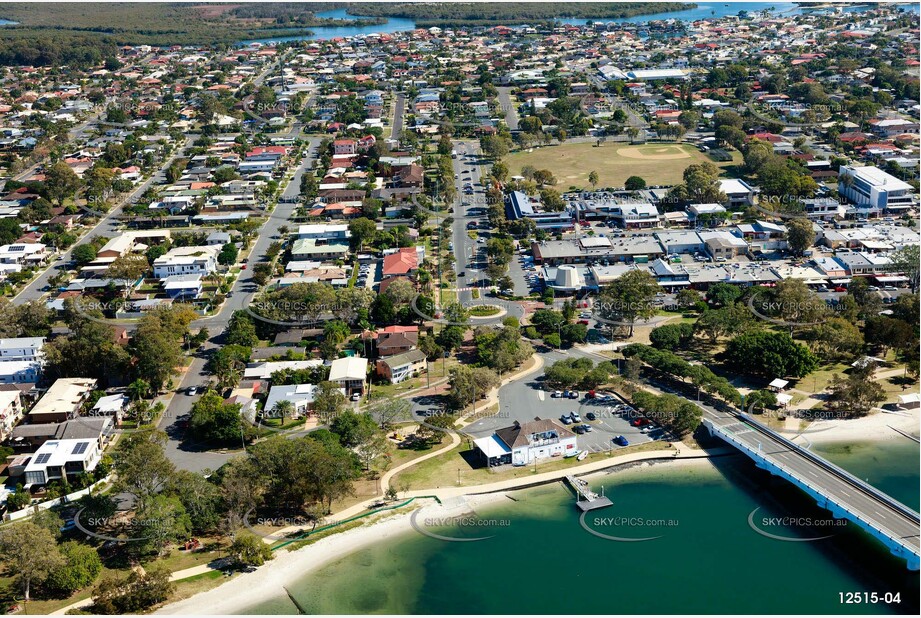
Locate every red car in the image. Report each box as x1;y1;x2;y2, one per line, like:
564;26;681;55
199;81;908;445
833;286;846;292
578;319;590;325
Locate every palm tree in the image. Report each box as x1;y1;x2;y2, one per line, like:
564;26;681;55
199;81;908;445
271;399;295;422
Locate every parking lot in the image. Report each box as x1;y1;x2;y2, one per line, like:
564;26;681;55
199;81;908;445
463;383;655;455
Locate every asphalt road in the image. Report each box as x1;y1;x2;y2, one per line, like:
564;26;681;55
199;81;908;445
496;87;519;131
390;93;405;141
12;136;195;304
154;136;323;472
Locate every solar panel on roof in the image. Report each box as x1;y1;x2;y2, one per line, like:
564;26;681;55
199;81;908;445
72;442;89;455
34;453;51;464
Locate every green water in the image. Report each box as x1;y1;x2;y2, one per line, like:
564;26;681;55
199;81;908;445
242;441;920;615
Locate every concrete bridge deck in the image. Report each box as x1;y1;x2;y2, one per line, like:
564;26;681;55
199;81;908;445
704;409;920;570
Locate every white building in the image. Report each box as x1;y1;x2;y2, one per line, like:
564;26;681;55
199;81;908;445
23;438;102;487
328;357;368;396
838;165;916;213
0;243;47;265
0;390;24;441
264;383;318;417
0;337;45;384
475;419;578;467
152;246;219;279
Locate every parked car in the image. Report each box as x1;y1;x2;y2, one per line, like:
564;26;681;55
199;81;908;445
187;386;199;396
560;414;573;425
351;393;362;401
552;390;563;398
585;412;597;421
568;391;579;399
570;411;582;423
613;435;629;447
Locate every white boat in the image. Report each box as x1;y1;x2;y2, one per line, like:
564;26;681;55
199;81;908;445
577;450;588;461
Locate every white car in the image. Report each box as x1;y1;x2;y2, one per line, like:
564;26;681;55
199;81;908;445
351;393;362;402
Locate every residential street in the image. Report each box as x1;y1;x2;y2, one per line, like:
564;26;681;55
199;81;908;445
12;136;195;304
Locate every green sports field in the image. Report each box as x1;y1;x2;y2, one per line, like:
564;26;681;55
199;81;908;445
506;141;742;189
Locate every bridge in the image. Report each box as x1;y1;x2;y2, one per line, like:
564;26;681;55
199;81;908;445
703;408;920;571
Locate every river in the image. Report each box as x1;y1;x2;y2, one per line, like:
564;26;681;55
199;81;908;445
241;3;919;44
241;438;919;615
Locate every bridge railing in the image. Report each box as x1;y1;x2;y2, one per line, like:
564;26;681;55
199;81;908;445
704;418;920;557
737;412;921;523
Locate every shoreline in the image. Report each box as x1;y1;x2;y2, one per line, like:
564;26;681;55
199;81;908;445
782;407;920;445
155;411;919;615
155;493;509;616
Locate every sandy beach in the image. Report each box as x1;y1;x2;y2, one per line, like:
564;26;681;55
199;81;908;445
155;493;508;615
787;407;920;445
155;408;919;615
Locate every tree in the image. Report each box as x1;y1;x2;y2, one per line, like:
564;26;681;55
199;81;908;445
588;170;599;190
348;218;378;251
218;242;239;266
624;175;646;191
436;325;465;353
134;494;192;556
72;244;98;266
106;253;148;285
0;218;22;245
91;565;173;614
0;522;64;602
694;305;753;343
330;410;379;448
446;365;499;410
598;270;659;336
805;317;863;362
43;161;82;207
367;397;412;429
228;534;274;567
189;391;244;445
649;322;694;350
889;245;920;293
226;311;258;347
129;313;185;393
706;282;742;308
44;541;103;596
112;431;175;510
785;218;815;257
168;470;222;534
313;381;347;425
723;331;818;378
825;365;886;418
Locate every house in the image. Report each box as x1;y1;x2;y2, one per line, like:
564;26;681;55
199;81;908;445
242;359;324;381
333;139;358;155
152;246;219;278
10;417;112;449
29;378;97;424
0;390;23;441
382;246;420;279
263;383;318;417
161;274;203;299
22;438;102;487
0;243;47;266
376;349;427;384
328;357;368;396
0;337;45;362
475;418;578;467
373;325;419;357
90;394;127;423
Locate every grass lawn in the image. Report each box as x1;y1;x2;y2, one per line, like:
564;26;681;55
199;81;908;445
391;439;670;491
506;141;743;189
